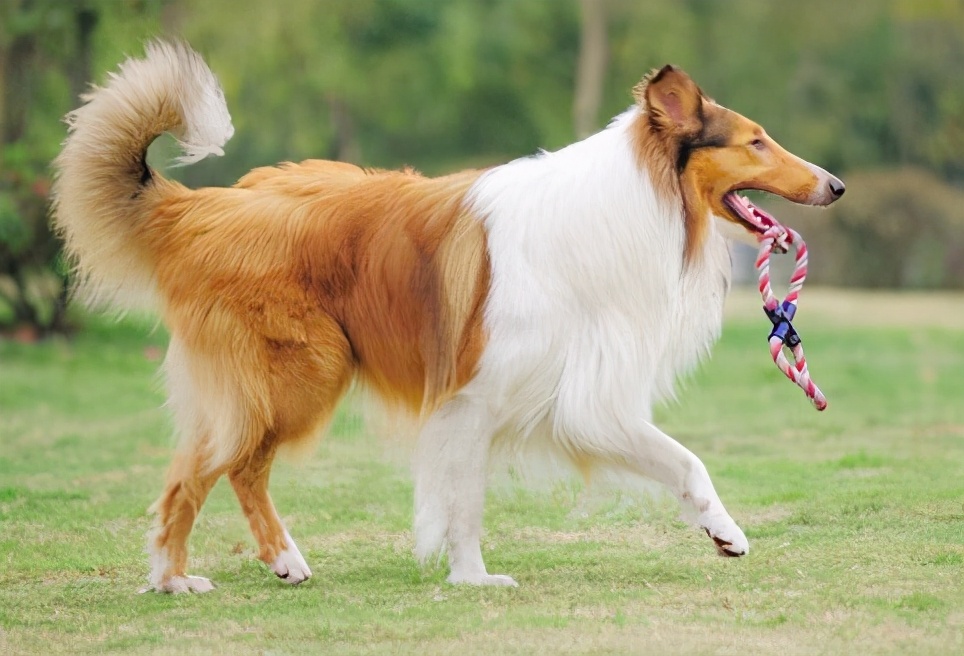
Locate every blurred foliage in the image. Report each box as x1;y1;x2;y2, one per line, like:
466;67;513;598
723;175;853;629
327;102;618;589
781;167;964;289
0;0;165;335
1;0;963;334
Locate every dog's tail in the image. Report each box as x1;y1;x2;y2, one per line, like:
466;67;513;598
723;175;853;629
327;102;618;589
52;40;233;311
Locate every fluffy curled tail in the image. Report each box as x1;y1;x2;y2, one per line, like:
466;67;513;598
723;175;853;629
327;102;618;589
51;40;233;311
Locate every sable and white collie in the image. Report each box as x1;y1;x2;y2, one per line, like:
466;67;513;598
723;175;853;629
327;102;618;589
52;42;844;592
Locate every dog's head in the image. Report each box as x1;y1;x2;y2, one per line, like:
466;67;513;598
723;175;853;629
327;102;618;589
634;65;844;254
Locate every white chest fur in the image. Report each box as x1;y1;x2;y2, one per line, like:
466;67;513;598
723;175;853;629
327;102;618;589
467;110;731;445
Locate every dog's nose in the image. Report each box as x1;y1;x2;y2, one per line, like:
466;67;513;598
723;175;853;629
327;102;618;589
829;176;845;199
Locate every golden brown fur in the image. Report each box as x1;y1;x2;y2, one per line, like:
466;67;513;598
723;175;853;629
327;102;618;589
632;65;835;261
153;162;489;432
131;164;492;585
143;165;491;585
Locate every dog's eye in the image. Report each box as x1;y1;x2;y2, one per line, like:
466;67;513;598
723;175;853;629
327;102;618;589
750;139;766;150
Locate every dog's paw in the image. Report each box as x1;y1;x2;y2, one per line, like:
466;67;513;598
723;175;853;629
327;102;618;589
447;572;519;587
140;575;215;594
699;512;749;557
271;545;312;585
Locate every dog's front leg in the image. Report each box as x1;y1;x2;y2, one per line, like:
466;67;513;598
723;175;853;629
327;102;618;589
603;419;749;557
412;395;517;586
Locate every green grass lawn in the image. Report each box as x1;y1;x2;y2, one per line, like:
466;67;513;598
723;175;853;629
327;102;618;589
1;290;962;655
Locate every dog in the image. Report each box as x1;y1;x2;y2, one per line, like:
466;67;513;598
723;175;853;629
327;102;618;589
52;41;844;592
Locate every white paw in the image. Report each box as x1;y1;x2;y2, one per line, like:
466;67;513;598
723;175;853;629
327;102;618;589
271;536;312;585
141;575;215;594
699;512;749;557
447;572;519;587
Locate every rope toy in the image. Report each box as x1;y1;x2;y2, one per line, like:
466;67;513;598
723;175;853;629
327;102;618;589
754;225;828;411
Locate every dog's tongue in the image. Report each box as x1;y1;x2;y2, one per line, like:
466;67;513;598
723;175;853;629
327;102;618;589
730;193;780;233
728;193;792;250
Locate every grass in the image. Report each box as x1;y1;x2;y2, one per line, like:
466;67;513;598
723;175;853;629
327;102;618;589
1;289;962;655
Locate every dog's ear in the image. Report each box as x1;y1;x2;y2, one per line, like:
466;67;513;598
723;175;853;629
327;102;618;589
635;65;704;139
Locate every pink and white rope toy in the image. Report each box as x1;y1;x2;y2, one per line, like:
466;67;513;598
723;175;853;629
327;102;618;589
727;193;827;410
754;221;827;411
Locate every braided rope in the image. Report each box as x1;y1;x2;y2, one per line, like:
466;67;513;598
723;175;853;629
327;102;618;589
754;225;827;411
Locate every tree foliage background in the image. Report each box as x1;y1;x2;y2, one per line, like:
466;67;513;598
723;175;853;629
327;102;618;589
1;0;963;334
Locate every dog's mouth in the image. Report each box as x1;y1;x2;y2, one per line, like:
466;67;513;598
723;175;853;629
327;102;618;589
722;191;780;235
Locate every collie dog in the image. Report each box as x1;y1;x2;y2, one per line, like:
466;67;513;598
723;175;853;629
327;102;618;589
52;42;844;592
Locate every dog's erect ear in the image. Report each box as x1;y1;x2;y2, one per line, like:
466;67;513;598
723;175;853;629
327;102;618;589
635;65;704;139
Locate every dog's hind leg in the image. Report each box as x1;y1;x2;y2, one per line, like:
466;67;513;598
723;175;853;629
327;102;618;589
229;318;353;586
146;437;226;593
413;394;516;586
228;439;312;585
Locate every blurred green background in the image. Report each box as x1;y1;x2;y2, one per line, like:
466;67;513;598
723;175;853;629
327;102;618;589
2;0;963;337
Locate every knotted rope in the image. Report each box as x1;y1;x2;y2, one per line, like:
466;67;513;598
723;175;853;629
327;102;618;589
754;226;827;411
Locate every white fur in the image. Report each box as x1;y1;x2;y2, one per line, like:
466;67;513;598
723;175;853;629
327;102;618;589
145;541;215;594
150;575;215;594
412;109;746;583
271;531;312;584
